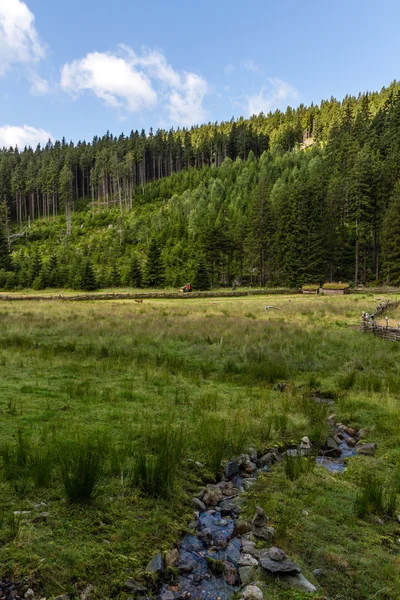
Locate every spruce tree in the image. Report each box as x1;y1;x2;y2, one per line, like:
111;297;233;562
129;256;142;288
144;239;165;288
111;263;121;287
0;225;11;271
30;249;42;285
80;260;98;291
192;256;211;290
382;183;400;285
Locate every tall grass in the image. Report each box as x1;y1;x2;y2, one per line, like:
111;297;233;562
284;454;315;481
59;435;108;503
131;425;186;498
196;414;249;474
354;474;398;518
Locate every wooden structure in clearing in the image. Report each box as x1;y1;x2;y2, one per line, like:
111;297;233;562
360;300;400;342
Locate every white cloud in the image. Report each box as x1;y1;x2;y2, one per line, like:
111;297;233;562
0;125;52;149
168;72;208;127
242;59;259;72
245;78;299;116
60;46;209;127
224;64;234;74
61;51;157;111
0;0;45;76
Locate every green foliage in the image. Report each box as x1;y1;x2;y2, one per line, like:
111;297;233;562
322;282;350;289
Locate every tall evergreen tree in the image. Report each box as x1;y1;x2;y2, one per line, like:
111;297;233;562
0;225;11;271
144;239;165;288
79;260;98;291
129;256;143;288
192;256;211;290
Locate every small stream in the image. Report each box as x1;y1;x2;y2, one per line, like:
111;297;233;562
157;404;363;600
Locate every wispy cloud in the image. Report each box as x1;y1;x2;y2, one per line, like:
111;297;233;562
245;78;299;116
242;59;259;72
0;125;52;149
60;45;209;127
224;64;234;74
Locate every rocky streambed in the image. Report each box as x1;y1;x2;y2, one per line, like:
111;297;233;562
144;413;376;600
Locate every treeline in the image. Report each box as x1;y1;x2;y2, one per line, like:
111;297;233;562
2;81;400;289
1;81;399;226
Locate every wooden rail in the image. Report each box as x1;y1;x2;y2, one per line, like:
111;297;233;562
360;299;400;341
0;289;299;302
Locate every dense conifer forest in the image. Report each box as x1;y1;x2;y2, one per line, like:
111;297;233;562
2;81;400;290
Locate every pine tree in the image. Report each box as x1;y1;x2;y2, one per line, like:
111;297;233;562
382;183;400;285
30;249;42;285
0;225;11;271
111;263;121;287
79;260;98;291
129;256;142;288
144;239;165;287
192;256;211;290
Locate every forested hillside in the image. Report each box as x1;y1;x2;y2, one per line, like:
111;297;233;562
2;81;400;290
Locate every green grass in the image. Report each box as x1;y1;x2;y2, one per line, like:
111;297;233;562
0;294;399;598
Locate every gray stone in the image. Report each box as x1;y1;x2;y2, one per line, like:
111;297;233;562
24;590;35;599
259;557;300;574
238;553;259;567
13;510;31;516
242;585;264;600
223;560;238;585
124;579;147;594
242;540;257;555
239;566;257;585
165;548;179;568
54;596;69;600
257;452;278;468
397;515;400;524
159;592;175;600
326;437;339;450
146;553;164;574
251;526;274;541
281;573;317;593
252;506;268;528
235;520;252;535
268;547;286;562
313;568;324;577
225;460;240;478
220;499;241;515
356;442;377;456
192;497;206;511
203;485;224;506
33;502;47;510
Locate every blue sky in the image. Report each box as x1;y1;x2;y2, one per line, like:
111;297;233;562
1;0;399;148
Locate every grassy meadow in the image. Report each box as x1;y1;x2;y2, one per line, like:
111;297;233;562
0;293;400;599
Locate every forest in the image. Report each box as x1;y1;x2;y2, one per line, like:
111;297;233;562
2;80;400;290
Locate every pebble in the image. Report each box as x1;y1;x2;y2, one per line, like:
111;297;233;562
242;585;264;600
192;497;206;511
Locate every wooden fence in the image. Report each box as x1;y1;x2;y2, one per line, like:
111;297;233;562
0;289;299;303
360;299;400;341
